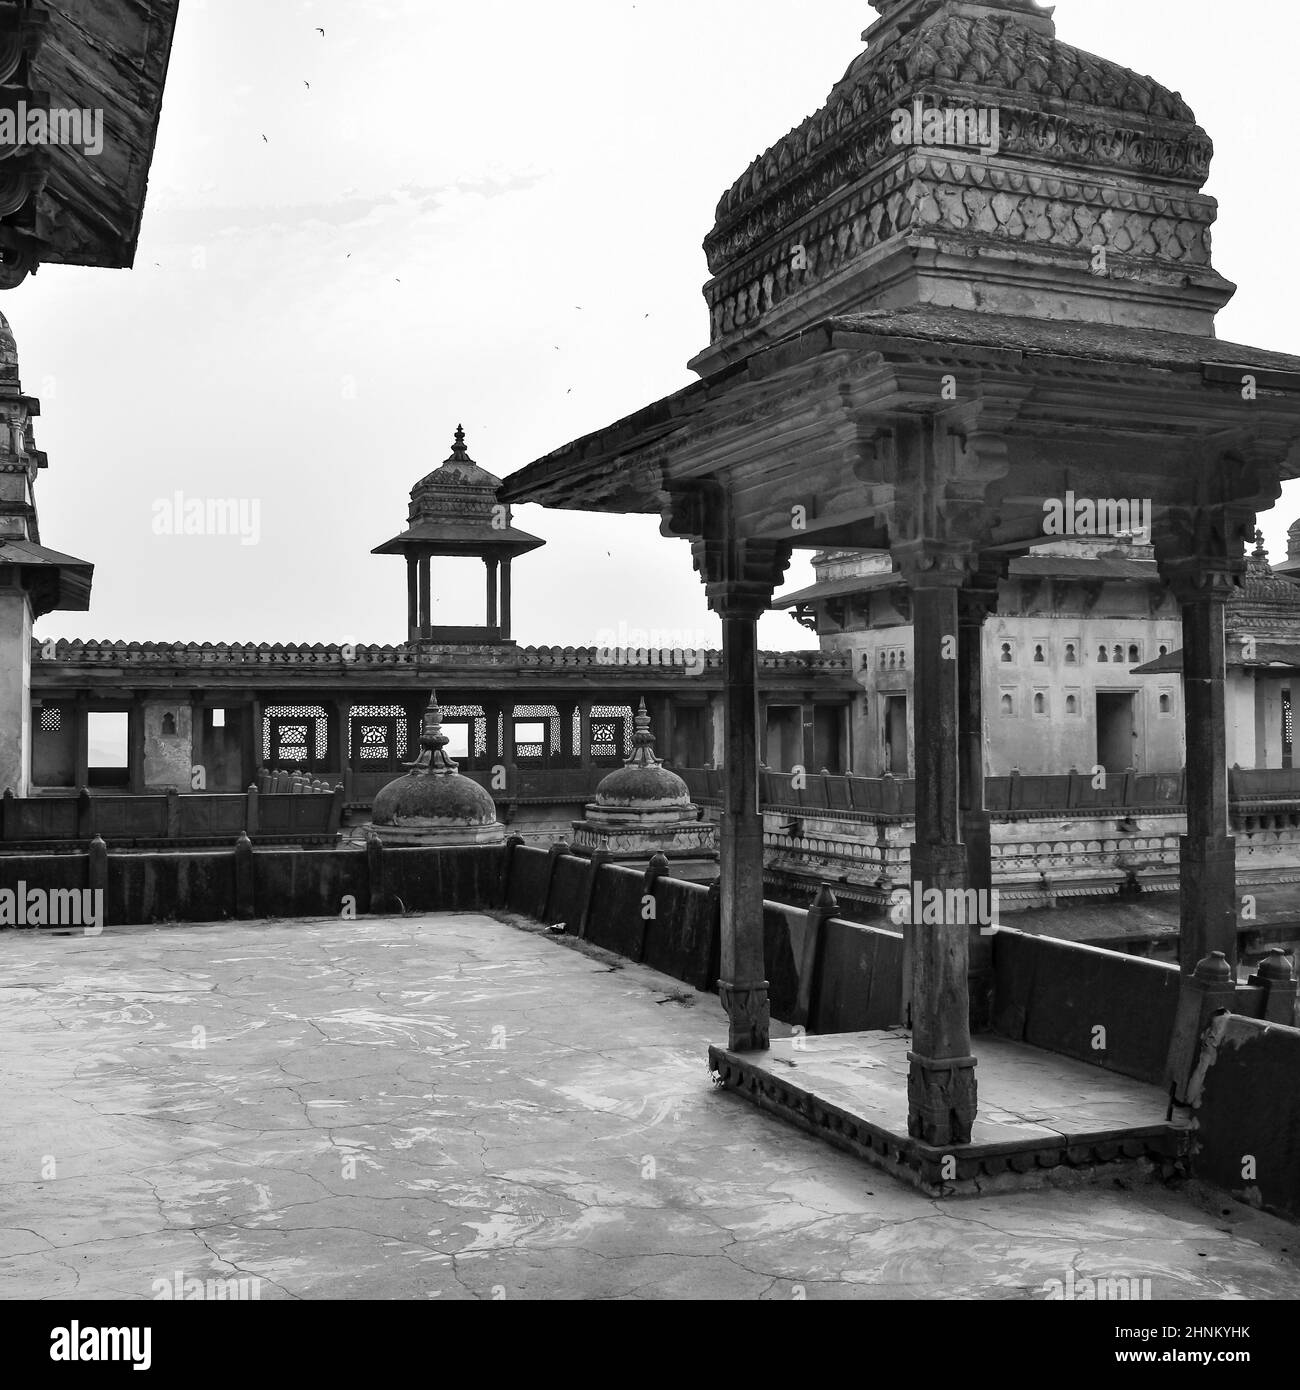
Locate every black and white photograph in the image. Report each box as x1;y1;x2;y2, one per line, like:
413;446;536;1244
1;0;1299;1353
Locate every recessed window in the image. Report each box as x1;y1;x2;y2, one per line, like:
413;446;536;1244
1065;643;1077;665
442;722;470;760
39;707;60;733
879;651;887;669
1128;644;1140;663
1000;693;1015;716
212;708;226;729
1033;644;1046;663
1033;692;1047;715
161;712;177;737
1113;645;1123;663
1000;643;1013;664
1158;645;1168;657
1066;694;1078;715
1098;646;1109;663
1159;693;1173;715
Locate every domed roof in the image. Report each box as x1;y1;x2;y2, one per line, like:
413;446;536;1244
371;691;499;828
412;425;504;497
592;699;692;809
693;0;1227;372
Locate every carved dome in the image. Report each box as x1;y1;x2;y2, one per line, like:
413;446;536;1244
693;0;1229;373
592;699;691;810
372;771;499;827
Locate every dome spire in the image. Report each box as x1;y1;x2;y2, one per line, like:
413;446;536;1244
450;424;469;462
409;689;459;774
624;696;662;769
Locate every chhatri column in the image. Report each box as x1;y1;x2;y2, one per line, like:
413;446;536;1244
485;558;499;629
418;555;432;640
895;542;977;1146
500;560;513;640
1159;555;1241;972
694;536;791;1051
406;556;419;643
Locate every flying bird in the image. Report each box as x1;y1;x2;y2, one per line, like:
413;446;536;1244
261;134;268;142
316;27;325;36
304;80;310;89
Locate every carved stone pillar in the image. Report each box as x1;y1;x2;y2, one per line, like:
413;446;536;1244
501;560;512;640
895;542;977;1146
691;533;791;1052
1162;561;1241;972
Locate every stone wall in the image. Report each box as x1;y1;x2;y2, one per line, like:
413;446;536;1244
143;701;193;790
1188;1015;1300;1223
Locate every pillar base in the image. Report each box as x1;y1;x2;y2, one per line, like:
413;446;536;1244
1178;834;1238;972
907;1051;977;1146
719;979;770;1052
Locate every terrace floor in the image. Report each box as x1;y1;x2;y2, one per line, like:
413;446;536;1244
1;912;1298;1300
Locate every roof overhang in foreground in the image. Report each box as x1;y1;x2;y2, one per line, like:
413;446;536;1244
500;305;1300;560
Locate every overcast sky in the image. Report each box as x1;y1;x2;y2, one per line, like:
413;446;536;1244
16;0;1300;650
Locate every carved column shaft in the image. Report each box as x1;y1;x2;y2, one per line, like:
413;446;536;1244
904;573;976;1144
717;604;768;1051
1177;586;1237;972
960;584;997;1031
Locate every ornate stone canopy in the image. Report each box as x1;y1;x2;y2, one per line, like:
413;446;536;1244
372;427;544;562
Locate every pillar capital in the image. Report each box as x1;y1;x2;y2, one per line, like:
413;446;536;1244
891;539;980;591
691;537;792;619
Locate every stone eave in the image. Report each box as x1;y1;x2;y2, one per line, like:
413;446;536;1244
29;0;181;270
502;307;1300;522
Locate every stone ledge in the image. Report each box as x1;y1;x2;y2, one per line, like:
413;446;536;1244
709;1031;1188;1198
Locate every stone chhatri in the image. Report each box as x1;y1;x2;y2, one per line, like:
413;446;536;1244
571;698;716;860
692;0;1228;373
370;689;504;846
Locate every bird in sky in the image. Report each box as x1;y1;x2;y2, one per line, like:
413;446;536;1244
304;80;310;89
261;134;268;142
316;26;325;36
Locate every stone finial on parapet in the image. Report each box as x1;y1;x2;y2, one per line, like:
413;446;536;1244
1166;950;1239;1106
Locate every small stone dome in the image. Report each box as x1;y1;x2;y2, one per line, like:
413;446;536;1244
372;769;498;827
592;699;691;810
371;691;500;834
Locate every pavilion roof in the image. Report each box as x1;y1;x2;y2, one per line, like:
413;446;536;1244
0;535;91;613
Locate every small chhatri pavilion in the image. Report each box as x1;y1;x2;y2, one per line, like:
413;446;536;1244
373;427;544;644
503;0;1300;1154
571;697;717;868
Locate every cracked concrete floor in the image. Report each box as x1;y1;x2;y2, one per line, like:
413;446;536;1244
1;913;1298;1301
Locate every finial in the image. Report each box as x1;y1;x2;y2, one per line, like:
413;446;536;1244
408;688;459;774
624;696;662;768
1253;528;1268;561
451;425;468;461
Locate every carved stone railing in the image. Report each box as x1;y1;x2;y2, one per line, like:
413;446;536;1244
31;638;851;678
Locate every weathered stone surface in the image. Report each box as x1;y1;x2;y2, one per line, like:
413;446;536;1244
1;914;1297;1299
